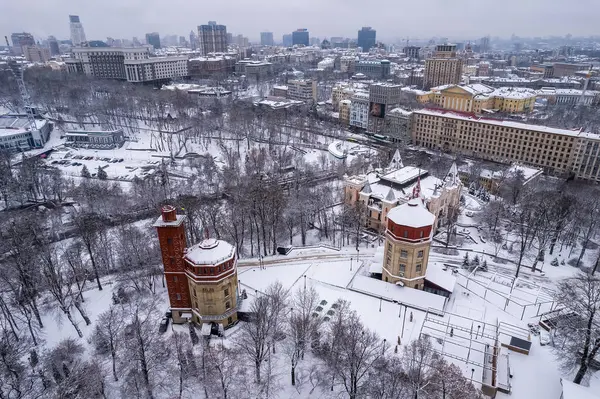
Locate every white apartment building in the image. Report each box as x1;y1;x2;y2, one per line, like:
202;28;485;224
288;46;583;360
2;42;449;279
125;56;189;82
536;88;600;106
350;91;369;129
287;79;317;102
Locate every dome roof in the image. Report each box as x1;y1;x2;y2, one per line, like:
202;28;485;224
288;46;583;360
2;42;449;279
387;199;435;228
184;239;235;266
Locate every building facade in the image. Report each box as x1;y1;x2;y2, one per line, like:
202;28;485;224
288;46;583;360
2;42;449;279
188;56;236;78
198;22;228;55
339;100;351;125
69;15;87;46
357;27;376;52
427;84;537;113
282;34;293;47
292;29;309;46
424;44;464;89
154;206;239;327
48;36;60;56
287;79;317;102
410;108;600;181
260;32;274;46
344;153;462;233
355;60;391;80
382;200;435;289
65;128;125;149
384;108;412;143
124;56;188;83
0;115;51;150
10;32;35;55
368;83;402;134
350;91;369;129
23;46;51;63
403;46;421;60
145;32;161;49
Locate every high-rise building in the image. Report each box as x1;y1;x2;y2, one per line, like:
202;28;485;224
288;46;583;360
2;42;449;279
145;32;161;49
480;36;490;53
367;83;402;134
10;32;35;55
260;32;274;46
154;206;239;327
357;27;376;52
292;29;309;46
282;34;293;47
198;21;228;55
48;36;60;55
69;15;87;46
423;44;464;89
189;30;197;50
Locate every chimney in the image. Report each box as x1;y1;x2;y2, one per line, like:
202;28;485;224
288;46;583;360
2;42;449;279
161;205;177;222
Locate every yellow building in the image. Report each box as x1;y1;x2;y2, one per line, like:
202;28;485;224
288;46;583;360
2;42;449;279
339;100;351;125
382;199;435;289
410;108;600;179
428;84;536;114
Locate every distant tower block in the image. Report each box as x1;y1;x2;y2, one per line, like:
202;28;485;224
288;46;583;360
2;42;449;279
154;206;191;322
382;199;435;289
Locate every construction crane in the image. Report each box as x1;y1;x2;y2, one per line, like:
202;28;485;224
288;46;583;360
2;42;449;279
7;60;39;143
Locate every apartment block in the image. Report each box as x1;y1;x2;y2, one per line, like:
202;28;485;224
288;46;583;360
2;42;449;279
424;44;464;89
287;79;317;102
411;109;600;181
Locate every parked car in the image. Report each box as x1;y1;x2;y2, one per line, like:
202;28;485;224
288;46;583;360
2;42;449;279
158;317;169;333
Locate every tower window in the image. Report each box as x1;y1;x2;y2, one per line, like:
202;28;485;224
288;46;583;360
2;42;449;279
416;264;422;272
417;250;424;258
403;230;408;238
400;250;408;258
167;238;173;245
173;275;178;282
176;293;181;300
225;301;231;310
224;288;229;297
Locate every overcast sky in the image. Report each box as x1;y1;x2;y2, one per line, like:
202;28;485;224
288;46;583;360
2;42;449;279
3;0;598;43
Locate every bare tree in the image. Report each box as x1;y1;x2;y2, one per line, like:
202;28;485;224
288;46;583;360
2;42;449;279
554;274;600;384
203;343;245;399
319;303;384;399
236;282;287;383
0;328;44;399
91;305;123;382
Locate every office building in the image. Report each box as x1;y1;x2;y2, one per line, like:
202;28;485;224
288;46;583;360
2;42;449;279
282;34;293;47
403;46;421;60
154;206;239;327
357;27;376;52
339;100;351;125
67;47;188;82
384;108;412;143
198;21;228;55
355;60;391;80
69;15;87;46
424;44;464;89
145;32;161;49
188;55;236;78
260;32;274;46
10;32;35;55
23;46;51;63
350;91;369;129
367;83;402;134
287;79;317;102
410;108;600;182
189;31;197;50
48;36;60;56
292;29;309;46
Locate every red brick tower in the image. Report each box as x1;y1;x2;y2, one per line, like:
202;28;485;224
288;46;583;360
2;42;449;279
153;205;191;322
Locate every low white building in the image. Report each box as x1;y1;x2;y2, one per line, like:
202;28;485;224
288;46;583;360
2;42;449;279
0;115;51;150
350;91;369;129
124;56;189;83
536;87;599;106
65;128;125;149
317;58;335;70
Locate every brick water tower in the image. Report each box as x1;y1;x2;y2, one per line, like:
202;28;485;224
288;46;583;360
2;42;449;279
154;205;239;327
154;205;191;323
382;199;435;289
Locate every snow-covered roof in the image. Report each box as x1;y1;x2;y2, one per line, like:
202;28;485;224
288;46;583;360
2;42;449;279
387;199;435;228
184;239;235;266
492;87;537;99
152;214;186;227
425;263;456;293
561;380;600;399
380;166;427;186
414;109;584;137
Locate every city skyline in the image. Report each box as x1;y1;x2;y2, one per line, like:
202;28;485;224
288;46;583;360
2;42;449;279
2;0;599;44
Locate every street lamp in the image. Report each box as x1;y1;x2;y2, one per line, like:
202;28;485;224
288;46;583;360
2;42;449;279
304;275;307;289
379;296;382;312
350;257;353;271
